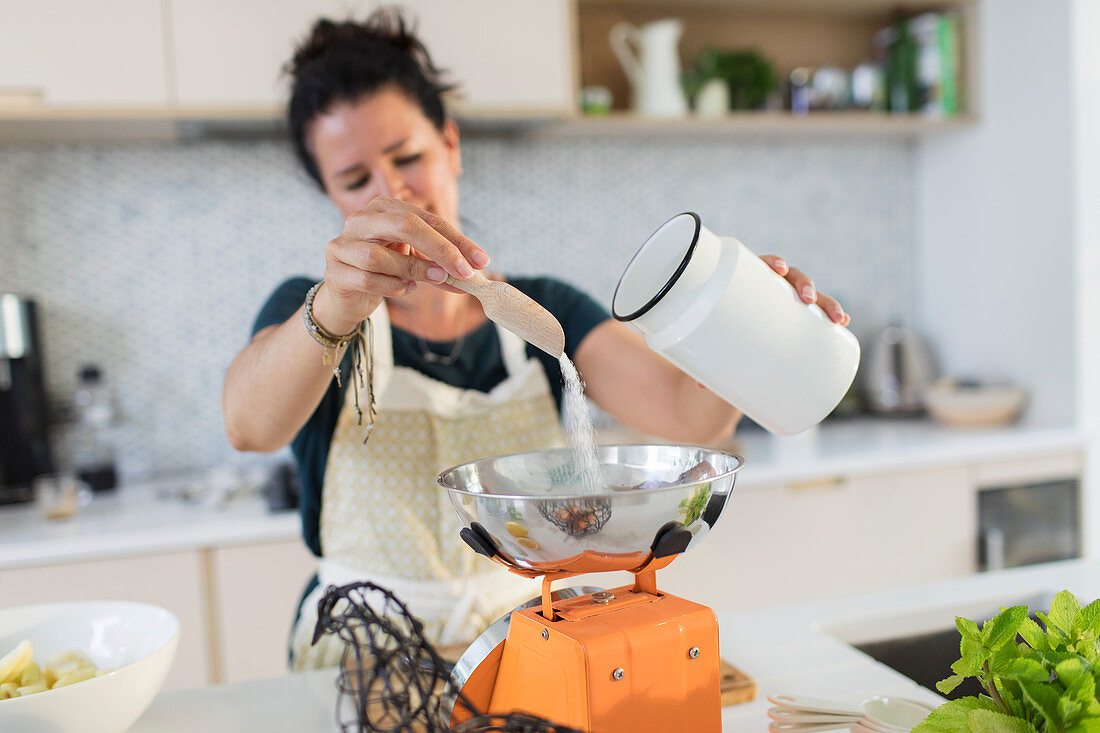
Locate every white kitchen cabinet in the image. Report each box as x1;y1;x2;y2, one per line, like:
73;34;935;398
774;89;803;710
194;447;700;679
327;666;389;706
168;0;371;107
208;538;317;683
659;465;976;612
0;0;169;106
0;551;210;690
655;462;976;611
657;449;1085;613
391;0;576;114
168;0;575;114
972;450;1082;487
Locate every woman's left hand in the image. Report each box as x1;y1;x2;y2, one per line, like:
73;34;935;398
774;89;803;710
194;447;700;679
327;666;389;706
760;255;851;327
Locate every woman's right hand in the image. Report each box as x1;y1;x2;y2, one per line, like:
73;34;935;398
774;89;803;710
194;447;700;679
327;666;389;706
310;197;491;334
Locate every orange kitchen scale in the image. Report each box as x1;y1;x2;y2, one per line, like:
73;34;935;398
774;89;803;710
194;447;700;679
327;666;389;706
437;444;744;733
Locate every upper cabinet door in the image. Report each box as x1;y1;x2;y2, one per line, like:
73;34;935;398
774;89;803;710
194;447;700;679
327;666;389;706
391;0;575;115
169;0;371;108
0;0;169;106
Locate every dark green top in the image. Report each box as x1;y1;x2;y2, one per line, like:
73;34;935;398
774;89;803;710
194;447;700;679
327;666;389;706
251;276;610;557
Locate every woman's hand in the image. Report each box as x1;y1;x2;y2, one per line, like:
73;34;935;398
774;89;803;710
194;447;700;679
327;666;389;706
760;255;851;327
312;197;490;333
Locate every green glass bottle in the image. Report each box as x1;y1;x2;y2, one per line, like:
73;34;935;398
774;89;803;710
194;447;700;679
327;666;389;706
888;17;919;113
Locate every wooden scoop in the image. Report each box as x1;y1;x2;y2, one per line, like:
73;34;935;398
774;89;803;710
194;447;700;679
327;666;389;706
446;273;566;358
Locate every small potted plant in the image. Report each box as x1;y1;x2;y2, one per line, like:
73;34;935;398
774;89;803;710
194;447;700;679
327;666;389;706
682;47;777;115
915;590;1100;732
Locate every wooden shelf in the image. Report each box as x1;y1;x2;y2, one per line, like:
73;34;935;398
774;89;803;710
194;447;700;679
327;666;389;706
580;0;976;17
578;0;978;120
0;106;976;143
461;111;977;138
0;106;285;142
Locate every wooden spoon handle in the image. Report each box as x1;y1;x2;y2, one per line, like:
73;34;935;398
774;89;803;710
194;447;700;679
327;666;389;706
444;273;491;297
445;274;565;357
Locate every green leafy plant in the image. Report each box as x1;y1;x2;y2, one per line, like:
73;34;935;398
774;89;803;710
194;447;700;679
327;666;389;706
681;47;777;111
679;485;710;525
915;590;1100;733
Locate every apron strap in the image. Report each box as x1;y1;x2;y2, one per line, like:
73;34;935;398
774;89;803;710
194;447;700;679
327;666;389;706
497;321;534;377
376;297;538;381
368;301;395;397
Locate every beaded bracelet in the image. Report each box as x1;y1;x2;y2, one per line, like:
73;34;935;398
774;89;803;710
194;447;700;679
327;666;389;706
303;281;360;350
302;281;376;442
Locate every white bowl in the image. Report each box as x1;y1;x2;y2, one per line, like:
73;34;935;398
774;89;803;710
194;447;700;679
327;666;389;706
0;601;179;733
924;377;1027;428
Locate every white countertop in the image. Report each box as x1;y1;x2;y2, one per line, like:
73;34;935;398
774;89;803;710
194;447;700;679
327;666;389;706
0;480;299;570
717;558;1090;729
723;416;1083;488
130;558;1093;732
0;417;1083;570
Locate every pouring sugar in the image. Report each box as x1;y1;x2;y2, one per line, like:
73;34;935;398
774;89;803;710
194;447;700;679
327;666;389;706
558;354;603;495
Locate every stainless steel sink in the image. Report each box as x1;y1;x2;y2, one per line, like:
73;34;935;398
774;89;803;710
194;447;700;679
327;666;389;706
823;590;1054;699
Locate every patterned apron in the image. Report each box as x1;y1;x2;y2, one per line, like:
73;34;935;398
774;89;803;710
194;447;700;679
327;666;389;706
290;301;564;669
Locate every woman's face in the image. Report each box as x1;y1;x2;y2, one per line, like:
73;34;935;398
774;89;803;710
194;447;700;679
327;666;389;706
308;87;462;224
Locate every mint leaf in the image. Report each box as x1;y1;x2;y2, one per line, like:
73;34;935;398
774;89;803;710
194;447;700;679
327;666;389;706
953;647;985;677
990;643;1023;676
1058;657;1091;686
1020;617;1049;651
1053;591;1084;637
1000;658;1053;683
958;616;983;642
1060;696;1085;726
1022;678;1067;729
985;606;1030;651
998;682;1028;719
1078;600;1100;639
914;698;998;733
967;709;1040;733
937;674;966;695
1039;649;1086;668
1066;669;1097;708
1067;721;1100;733
1041;610;1070;646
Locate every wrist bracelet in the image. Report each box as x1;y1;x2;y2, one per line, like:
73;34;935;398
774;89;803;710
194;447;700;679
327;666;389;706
301;281;376;443
303;280;359;384
303;281;360;349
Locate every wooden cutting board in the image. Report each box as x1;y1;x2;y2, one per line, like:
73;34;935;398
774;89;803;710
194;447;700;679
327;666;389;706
440;647;757;706
720;658;758;706
353;649;756;719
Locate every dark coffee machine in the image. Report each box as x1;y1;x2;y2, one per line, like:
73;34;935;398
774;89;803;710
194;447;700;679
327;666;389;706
0;294;54;503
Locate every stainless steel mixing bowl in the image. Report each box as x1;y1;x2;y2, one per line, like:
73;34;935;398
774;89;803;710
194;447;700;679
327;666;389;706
438;444;743;574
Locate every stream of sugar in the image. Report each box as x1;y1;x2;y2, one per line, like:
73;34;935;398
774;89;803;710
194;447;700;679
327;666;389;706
558;354;603;495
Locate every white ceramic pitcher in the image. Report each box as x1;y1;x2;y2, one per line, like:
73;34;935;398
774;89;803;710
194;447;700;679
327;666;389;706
609;18;688;117
612;213;861;435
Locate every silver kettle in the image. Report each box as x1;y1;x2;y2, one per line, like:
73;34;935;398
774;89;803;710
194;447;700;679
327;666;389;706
863;324;937;415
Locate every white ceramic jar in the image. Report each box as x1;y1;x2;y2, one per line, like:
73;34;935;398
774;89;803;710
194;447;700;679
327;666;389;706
612;213;860;435
609;18;689;117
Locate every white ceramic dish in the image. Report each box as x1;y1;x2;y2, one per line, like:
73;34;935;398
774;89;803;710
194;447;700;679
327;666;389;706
0;601;179;733
924;377;1027;428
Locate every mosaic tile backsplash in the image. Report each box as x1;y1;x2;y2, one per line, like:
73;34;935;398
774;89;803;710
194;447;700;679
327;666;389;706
0;132;913;480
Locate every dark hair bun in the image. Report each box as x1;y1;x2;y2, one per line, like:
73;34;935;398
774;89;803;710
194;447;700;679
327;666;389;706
287;11;427;80
285;8;455;188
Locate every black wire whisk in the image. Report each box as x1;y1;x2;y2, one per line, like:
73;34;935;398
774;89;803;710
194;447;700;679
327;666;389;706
312;581;583;733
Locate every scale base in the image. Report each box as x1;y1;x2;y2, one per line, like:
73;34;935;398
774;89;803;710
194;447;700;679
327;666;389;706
452;584;721;733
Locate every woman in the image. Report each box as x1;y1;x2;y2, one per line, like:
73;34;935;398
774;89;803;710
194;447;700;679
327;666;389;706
221;11;850;669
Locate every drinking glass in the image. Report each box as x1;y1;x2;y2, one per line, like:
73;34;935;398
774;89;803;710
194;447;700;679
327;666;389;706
33;473;93;520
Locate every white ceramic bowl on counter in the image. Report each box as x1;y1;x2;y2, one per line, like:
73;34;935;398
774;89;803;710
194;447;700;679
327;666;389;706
0;601;179;733
924;377;1027;428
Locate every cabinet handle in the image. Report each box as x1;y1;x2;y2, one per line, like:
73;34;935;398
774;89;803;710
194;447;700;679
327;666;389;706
981;527;1006;572
0;87;46;110
787;477;845;492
